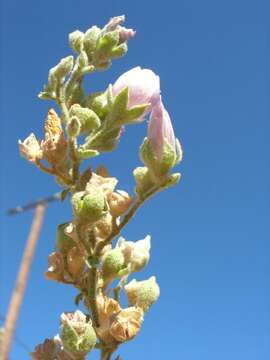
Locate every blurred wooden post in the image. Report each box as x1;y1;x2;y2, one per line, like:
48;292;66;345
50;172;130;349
1;204;46;360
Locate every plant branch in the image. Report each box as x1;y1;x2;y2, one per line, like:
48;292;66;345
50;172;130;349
36;161;73;185
68;137;80;183
94;185;159;256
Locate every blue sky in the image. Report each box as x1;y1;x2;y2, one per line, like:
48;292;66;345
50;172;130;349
1;0;269;359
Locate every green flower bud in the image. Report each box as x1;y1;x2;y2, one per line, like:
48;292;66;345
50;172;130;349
69;104;101;134
66;116;81;137
77;51;89;69
96;31;119;54
60;311;96;356
125;276;160;312
56;223;76;254
49;56;74;80
69;30;84;53
71;190;107;222
84;26;101;56
133;167;155;199
102;248;125;279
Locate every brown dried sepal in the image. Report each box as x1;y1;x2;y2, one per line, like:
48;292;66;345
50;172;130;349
96;294;121;344
31;338;58;360
44;252;65;282
108;190;133;217
66;246;86;279
109;307;144;343
86;172;118;198
94;213;113;241
41;109;67;166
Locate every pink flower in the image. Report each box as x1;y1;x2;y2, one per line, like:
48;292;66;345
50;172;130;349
112;67;160;121
148;98;176;160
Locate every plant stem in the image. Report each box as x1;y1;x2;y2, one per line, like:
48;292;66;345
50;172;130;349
88;267;100;328
94;185;159;256
101;348;115;360
36;161;73;185
68;137;80;183
57;84;70;124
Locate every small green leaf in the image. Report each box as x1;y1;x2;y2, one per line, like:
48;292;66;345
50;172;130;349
77;148;99;160
124;103;150;123
74;292;83;306
38;91;52;100
110;87;129;124
162;172;181;189
60;189;70;201
159;141;177;175
110;43;128;59
175;138;183;164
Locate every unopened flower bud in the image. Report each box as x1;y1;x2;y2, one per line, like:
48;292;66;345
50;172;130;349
69;104;101;133
49;56;74;80
66;116;81;137
102;249;125;280
18;133;43;163
83;26;101;56
110;307;144;343
108;190;133;217
77;51;89;68
145;98;183;177
96;31;119;54
69;30;84;53
60;311;96;356
125;276;160;312
71;190;107;222
56;223;76;254
133;166;155;198
67;246;86;278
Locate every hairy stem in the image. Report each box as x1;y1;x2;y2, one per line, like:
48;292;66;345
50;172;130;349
88;267;100;328
94;185;159;256
36;161;73;185
68;137;80;183
101;348;115;360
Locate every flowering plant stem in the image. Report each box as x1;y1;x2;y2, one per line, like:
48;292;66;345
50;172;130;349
22;15;182;360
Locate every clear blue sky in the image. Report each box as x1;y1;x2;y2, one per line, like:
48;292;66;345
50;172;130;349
1;0;269;359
